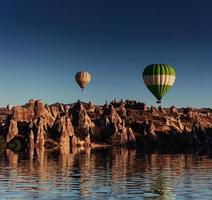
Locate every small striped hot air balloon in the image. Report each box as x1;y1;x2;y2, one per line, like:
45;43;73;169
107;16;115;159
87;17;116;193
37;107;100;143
143;64;176;103
7;104;13;111
75;71;91;91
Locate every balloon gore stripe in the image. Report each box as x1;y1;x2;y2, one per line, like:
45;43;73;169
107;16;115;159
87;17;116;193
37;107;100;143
143;75;175;86
75;71;91;90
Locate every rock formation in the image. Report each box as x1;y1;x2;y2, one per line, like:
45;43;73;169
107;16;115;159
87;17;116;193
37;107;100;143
12;106;28;122
148;121;157;141
0;99;212;152
108;105;122;124
170;106;178;114
86;101;95;113
150;106;158;115
50;106;59;119
55;115;75;147
183;107;193;118
128;127;136;145
29;129;34;150
119;104;127;117
7;119;18;143
71;101;94;147
35;99;55;127
158;106;166;114
36;118;45;148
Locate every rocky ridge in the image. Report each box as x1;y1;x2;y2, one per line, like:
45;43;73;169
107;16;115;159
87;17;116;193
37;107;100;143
0;99;212;153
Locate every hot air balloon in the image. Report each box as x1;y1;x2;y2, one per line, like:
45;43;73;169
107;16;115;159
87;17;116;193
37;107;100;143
75;71;91;91
143;64;176;103
7;104;13;111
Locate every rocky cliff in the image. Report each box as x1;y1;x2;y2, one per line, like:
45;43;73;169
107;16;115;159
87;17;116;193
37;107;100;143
0;99;212;153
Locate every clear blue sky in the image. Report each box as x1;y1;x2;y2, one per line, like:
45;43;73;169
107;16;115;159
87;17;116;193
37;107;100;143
0;0;211;107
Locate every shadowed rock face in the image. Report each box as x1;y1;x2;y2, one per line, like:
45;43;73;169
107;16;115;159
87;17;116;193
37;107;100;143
1;99;212;152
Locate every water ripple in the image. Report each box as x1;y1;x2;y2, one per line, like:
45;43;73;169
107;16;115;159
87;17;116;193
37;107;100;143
0;149;212;199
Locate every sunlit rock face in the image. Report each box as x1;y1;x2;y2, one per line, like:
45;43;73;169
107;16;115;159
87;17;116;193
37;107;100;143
54;115;75;148
78;104;95;131
149;106;158;115
170;106;178;114
128;127;136;145
101;104;137;146
158;106;166;115
112;124;136;146
12;106;28;122
148;121;157;141
29;129;34;149
12;99;55;126
86;101;95;113
2;99;212;152
119;105;127;117
55;116;75;137
26;99;36;121
70;101;94;147
36;118;46;148
6;119;18;143
170;106;179;118
50;106;60;119
35;99;55;127
60;122;70;149
5;99;96;151
108;105;122;124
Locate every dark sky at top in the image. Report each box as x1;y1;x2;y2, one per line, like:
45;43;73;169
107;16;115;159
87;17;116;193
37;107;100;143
0;0;211;107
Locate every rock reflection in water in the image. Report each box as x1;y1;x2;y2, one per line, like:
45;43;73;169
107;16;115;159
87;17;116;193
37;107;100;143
0;148;212;199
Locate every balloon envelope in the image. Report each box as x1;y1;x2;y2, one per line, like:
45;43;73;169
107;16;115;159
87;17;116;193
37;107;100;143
143;64;176;103
75;71;91;90
7;104;13;110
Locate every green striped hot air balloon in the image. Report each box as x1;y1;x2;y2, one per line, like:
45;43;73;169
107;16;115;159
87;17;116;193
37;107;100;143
143;64;176;103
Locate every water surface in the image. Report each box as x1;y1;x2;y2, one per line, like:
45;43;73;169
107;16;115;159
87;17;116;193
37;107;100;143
0;148;212;200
